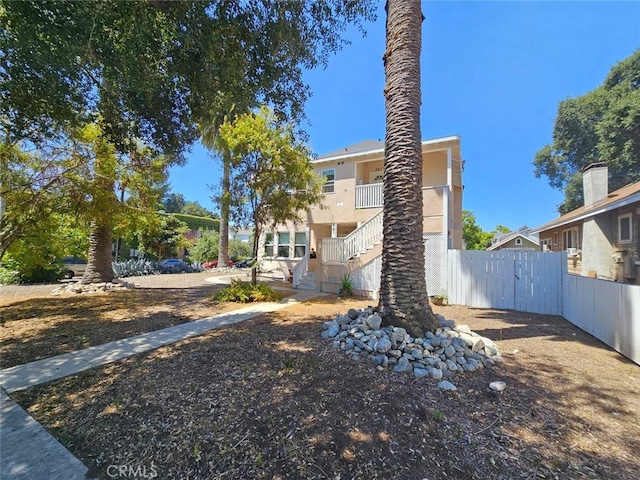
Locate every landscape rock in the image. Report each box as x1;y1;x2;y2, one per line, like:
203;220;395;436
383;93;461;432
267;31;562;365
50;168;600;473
321;307;502;382
489;381;506;392
438;380;458;391
366;314;383;330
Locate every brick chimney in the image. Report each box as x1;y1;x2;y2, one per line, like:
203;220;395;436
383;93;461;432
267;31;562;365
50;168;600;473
583;163;608;206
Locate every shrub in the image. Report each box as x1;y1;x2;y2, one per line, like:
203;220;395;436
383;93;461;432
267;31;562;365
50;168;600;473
338;274;354;297
112;259;158;278
213;279;281;303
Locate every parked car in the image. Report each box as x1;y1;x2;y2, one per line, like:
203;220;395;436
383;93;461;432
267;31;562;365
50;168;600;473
202;260;235;269
61;256;87;278
157;258;191;274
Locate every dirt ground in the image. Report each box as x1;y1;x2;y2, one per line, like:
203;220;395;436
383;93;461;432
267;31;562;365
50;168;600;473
2;273;639;479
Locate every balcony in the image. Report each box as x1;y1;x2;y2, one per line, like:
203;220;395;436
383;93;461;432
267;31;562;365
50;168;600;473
355;183;383;209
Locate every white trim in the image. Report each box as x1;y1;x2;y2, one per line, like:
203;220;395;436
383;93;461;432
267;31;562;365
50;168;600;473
312;135;461;164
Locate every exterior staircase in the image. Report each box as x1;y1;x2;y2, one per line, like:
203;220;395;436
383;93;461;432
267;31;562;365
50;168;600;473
295;271;317;290
322;210;383;264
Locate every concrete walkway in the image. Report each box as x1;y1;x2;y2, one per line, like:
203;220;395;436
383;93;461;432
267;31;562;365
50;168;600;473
0;286;324;479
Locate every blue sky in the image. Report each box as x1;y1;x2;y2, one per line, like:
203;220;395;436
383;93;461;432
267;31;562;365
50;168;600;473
168;1;640;232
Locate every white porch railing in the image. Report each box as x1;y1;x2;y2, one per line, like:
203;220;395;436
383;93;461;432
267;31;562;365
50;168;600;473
291;253;308;288
322;210;383;264
355;183;383;209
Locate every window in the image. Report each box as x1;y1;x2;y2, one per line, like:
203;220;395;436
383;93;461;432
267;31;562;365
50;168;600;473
541;238;551;251
264;233;274;257
618;213;633;243
322;168;335;194
562;227;579;250
515;238;522;245
553;232;558;245
294;232;306;258
277;232;290;257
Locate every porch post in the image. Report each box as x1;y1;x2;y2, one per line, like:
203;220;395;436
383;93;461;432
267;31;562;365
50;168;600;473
445;147;452;250
331;223;338;238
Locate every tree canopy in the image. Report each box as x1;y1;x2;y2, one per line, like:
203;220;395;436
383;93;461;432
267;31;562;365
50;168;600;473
534;49;640;214
217;107;324;283
1;0;375;280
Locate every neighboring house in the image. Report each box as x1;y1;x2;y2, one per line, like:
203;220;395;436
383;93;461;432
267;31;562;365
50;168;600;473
487;226;539;252
229;227;252;243
533;163;640;284
259;135;464;297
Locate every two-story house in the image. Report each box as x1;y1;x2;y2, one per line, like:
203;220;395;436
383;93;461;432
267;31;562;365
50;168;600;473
259;135;464;297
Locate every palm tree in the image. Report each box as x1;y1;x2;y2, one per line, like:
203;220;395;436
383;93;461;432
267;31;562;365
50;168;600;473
379;0;438;336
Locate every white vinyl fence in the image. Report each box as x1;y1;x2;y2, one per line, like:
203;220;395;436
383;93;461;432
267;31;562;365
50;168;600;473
445;249;639;365
447;250;566;315
563;275;640;365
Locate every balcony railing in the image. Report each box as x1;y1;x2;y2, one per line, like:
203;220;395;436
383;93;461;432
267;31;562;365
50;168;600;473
355;183;383;209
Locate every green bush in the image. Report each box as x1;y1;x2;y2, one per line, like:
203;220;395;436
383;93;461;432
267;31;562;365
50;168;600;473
338;274;354;297
190;229;220;262
213;279;281;303
0;265;21;285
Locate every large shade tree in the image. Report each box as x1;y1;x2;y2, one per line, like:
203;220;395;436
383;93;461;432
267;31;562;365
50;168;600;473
1;0;376;282
378;0;438;336
534;49;640;214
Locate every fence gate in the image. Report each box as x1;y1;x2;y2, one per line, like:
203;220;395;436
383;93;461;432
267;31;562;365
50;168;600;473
447;250;566;315
424;233;447;296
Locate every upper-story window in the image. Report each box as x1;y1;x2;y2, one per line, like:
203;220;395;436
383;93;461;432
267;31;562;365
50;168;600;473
618;213;633;243
322;168;335;194
515;238;522;246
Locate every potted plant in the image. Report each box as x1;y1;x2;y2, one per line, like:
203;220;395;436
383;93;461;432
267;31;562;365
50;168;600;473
430;290;448;306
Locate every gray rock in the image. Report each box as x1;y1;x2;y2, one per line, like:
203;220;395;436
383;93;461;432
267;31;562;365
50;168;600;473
354;339;366;350
392;327;407;336
410;348;424;360
332;340;341;349
393;357;413;373
370;354;385;366
489;381;506;392
445;359;458;371
459;332;475;347
322;322;340;338
336;315;352;325
322;320;337;330
456;355;467;365
428;367;443;380
375;337;392;353
438;380;458;391
454;324;472;334
390;332;405;346
444;345;456;358
414;368;428;378
366;314;383;330
388;349;402;358
388;357;398;366
347;308;360;320
353;331;364;339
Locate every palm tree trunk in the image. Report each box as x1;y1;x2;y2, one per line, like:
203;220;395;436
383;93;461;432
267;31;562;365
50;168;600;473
81;220;114;283
378;0;438;336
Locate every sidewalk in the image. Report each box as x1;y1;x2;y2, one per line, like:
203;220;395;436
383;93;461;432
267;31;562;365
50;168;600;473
0;286;324;479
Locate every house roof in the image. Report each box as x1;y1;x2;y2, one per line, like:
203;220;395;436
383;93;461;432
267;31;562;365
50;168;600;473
313;135;461;164
487;227;539;251
532;181;640;233
317;140;384;160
